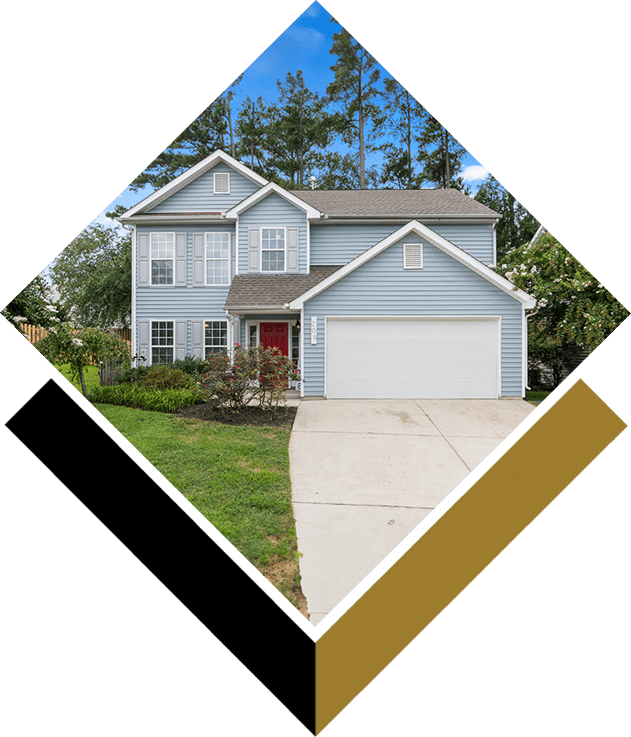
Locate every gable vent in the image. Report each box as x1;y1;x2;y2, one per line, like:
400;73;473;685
214;172;230;194
403;243;423;269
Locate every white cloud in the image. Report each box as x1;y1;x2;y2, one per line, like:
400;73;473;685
303;2;321;17
461;164;489;182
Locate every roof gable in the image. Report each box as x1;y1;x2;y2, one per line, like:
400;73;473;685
121;150;268;218
225;181;322;219
288;220;536;309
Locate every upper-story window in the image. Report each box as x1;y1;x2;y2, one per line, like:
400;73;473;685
206;233;230;285
214;172;230;194
151;233;174;284
261;227;286;272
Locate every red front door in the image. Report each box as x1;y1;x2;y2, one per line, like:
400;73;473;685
259;322;289;356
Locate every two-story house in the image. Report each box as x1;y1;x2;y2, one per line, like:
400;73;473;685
117;149;536;399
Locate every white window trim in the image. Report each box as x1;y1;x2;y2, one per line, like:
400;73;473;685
150;232;176;286
260;226;287;273
403;242;423;269
205;232;231;286
204;319;229;358
244;319;300;386
213;171;230;195
150;319;175;365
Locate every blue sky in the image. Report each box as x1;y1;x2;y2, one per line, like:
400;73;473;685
100;1;487;227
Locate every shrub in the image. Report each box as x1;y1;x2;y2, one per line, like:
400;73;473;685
141;364;192;390
118;365;151;385
90;384;204;412
172;355;210;377
198;345;300;418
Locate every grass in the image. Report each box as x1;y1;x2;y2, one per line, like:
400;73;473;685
95;403;304;610
55;363;101;394
526;389;552;404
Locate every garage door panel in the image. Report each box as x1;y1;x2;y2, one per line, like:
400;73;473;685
326;318;499;399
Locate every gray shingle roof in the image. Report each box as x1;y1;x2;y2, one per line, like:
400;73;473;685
289;188;499;218
225;266;341;309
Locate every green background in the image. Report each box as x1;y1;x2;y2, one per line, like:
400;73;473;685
0;0;631;737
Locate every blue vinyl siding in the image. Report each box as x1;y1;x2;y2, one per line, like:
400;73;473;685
148;162;260;213
135;223;234;358
302;233;523;397
309;222;495;266
238;192;309;274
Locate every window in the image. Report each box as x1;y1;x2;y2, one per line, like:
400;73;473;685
206;233;230;285
403;243;423;269
214;172;230;194
151;321;174;364
291;323;300;367
151;233;174;284
249;324;258;349
205;320;228;357
261;227;286;272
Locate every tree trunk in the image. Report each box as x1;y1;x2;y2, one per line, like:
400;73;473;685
78;365;87;398
444;128;450;188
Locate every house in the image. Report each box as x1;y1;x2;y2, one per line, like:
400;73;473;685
117;150;536;399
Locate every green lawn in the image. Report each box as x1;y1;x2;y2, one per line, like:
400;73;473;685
95;403;304;609
55;363;101;394
526;389;552;404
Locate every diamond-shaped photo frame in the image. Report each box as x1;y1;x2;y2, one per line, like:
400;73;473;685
2;1;624;736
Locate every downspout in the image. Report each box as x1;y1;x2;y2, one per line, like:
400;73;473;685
524;307;539;391
118;221;137;365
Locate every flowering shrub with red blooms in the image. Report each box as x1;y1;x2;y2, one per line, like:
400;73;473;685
199;344;300;416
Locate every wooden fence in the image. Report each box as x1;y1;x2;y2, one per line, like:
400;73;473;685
22;324;131;348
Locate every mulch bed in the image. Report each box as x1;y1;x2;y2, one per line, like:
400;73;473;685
176;401;298;427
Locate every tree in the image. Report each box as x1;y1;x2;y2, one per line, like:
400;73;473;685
416;111;467;189
130;75;243;190
266;70;334;188
236;95;273;174
36;323;130;398
475;175;539;261
1;274;65;333
377;78;428;189
497;231;629;386
327;25;382;189
49;223;132;328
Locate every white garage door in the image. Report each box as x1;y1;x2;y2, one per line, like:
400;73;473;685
326;318;500;399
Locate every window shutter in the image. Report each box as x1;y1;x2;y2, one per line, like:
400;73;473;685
248;229;260;272
191;320;204;358
230;233;236;279
137;320;150;363
175;233;187;286
403;243;423;269
175;320;187;359
193;233;205;286
137;233;150;286
287;228;299;273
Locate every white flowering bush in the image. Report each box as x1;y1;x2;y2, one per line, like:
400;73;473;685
36;324;130;398
496;232;629;386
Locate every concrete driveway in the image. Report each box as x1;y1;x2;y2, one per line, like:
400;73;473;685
289;398;535;625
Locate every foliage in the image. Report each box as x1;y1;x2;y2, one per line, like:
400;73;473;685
91;384;204;412
171;355;210;377
326;25;382;189
416;110;467;190
2;274;66;332
266;70;336;188
497;231;629;386
129;75;243;190
48;222;131;328
377;78;427;189
36;321;130;398
199;345;299;416
475;175;539;260
141;364;193;390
